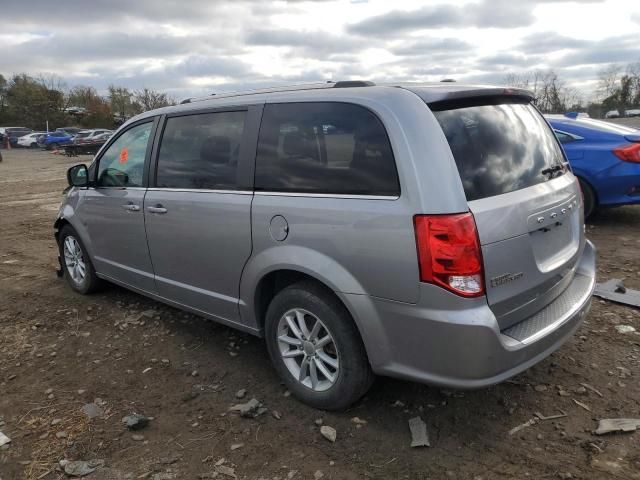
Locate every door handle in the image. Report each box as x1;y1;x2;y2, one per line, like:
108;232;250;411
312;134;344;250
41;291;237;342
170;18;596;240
147;205;167;214
121;203;140;212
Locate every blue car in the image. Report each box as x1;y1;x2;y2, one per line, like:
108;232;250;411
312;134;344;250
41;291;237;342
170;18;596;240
546;114;640;217
38;131;75;150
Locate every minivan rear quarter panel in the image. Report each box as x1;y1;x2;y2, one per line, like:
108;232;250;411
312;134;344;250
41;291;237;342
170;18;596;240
239;87;471;330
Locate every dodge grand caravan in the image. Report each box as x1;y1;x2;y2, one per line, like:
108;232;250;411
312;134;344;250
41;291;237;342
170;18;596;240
55;81;596;410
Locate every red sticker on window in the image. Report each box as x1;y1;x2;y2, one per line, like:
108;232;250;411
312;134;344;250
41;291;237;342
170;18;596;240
119;147;129;164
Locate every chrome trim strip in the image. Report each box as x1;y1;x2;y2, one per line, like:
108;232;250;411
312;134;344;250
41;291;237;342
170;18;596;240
146;188;253;195
518;273;595;345
254;191;400;200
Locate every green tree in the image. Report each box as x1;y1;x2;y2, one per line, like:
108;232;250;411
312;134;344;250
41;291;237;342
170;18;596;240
3;74;67;129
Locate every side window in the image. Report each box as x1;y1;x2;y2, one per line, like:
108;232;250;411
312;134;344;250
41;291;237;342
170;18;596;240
97;122;153;187
156;111;246;190
255;102;400;196
555;131;575;144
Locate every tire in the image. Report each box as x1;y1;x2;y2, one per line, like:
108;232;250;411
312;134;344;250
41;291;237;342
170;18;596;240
264;280;373;410
48;142;59;151
30;142;37;148
58;225;101;294
579;179;596;219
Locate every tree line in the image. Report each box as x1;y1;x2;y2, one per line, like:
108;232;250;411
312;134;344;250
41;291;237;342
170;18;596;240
0;73;175;131
504;61;640;117
2;62;640;131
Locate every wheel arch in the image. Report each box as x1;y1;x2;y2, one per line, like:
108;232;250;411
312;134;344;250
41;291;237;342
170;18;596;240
250;266;383;371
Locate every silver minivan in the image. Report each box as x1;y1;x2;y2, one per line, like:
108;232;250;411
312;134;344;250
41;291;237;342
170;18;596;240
56;81;596;410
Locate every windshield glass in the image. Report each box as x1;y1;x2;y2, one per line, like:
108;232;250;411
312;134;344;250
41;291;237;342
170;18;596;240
432;101;566;202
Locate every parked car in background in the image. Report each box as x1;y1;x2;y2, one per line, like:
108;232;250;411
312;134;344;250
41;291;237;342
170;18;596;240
72;129;113;144
605;110;620;119
547;113;640;217
38;130;75;150
6;127;33;147
64;131;113;156
17;131;47;148
57;82;596;410
0;126;30;144
56;127;83;136
625;109;640;117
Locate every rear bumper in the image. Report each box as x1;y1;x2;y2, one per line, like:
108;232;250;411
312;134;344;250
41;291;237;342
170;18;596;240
345;240;596;389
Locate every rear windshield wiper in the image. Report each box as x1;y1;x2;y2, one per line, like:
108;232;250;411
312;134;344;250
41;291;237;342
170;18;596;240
541;164;566;178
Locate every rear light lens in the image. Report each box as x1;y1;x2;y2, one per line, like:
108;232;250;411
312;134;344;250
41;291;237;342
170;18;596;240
613;143;640;163
413;213;485;297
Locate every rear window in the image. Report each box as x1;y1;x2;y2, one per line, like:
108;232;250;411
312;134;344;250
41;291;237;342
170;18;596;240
255;102;400;196
432;100;566;202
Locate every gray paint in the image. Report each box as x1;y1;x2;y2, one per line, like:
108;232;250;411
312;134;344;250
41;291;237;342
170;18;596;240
55;82;597;389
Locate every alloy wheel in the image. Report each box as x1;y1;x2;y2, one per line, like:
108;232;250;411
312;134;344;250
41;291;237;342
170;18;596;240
276;308;340;392
63;236;86;286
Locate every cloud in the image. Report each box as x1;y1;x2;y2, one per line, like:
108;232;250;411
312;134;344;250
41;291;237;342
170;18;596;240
347;0;605;35
476;53;537;69
518;32;589;54
554;34;640;66
0;0;632;102
245;28;367;55
390;38;472;57
348;4;467;35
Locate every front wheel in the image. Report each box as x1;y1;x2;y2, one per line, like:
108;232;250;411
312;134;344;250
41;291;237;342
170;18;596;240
58;226;101;294
265;281;373;410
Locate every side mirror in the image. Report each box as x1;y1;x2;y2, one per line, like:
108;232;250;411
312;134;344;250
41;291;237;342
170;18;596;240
67;164;89;187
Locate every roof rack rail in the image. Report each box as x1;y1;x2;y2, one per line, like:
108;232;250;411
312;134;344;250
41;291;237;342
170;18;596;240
179;80;376;105
333;80;375;88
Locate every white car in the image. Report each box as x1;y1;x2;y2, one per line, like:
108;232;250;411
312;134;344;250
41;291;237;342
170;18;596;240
605;110;620;118
17;132;47;148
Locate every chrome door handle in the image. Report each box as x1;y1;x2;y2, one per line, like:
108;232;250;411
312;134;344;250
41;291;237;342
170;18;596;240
121;203;140;212
147;205;167;214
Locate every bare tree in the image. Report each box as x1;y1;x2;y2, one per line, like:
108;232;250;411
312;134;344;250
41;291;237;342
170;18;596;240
132;88;174;114
503;69;579;113
597;64;623;100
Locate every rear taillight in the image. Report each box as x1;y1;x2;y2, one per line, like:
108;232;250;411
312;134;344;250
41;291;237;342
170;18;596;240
413;213;485;298
613;143;640;163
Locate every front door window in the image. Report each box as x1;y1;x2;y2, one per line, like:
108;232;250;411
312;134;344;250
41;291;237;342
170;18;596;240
96;122;152;187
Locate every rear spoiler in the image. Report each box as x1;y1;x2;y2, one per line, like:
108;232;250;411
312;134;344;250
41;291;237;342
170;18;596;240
407;86;536;111
404;85;535;106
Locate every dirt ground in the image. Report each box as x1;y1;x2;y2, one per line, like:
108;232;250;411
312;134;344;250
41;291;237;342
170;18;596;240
1;148;639;480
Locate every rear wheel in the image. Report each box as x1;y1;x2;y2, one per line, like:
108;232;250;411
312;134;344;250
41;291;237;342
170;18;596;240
265;281;373;410
58;226;101;294
30;142;37;148
579;179;596;219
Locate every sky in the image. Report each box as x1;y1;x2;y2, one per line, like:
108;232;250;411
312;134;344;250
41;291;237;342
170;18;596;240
2;0;639;102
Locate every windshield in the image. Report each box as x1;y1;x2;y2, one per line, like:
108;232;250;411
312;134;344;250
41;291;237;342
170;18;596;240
432;101;566;202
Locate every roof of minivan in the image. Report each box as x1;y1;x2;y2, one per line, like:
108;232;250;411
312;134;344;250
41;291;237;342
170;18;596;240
127;81;535;125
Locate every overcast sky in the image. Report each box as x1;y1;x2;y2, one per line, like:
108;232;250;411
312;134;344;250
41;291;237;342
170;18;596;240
2;0;639;101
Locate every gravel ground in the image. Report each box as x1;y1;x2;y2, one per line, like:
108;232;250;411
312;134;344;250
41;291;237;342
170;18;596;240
1;148;639;480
